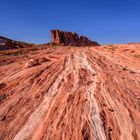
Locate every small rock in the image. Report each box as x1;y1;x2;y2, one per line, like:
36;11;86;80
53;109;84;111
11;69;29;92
38;57;50;63
25;58;40;68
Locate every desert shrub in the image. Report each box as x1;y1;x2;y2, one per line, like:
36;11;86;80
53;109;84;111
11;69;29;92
123;67;128;71
107;44;117;51
0;82;6;89
82;127;86;135
133;55;140;58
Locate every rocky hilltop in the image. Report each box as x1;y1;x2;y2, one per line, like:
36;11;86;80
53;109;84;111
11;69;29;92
0;36;34;50
0;43;140;140
50;30;100;46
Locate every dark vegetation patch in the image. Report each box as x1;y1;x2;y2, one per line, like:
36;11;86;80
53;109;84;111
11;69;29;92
0;82;6;89
0;94;6;103
107;45;117;51
123;67;129;71
133;54;140;58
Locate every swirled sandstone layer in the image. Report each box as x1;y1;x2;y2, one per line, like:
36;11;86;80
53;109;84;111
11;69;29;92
0;44;140;140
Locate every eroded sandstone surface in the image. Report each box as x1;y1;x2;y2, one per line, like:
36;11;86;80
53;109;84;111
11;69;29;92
0;44;140;140
50;30;100;46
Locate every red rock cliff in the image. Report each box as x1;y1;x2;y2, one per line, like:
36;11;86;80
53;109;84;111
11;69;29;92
50;30;100;46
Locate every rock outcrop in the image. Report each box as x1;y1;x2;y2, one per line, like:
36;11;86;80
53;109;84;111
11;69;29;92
24;58;40;68
0;30;99;50
50;30;100;46
0;36;34;50
24;57;49;68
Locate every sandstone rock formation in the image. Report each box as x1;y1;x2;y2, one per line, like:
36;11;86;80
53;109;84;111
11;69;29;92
0;43;140;140
24;58;40;68
0;36;34;50
0;30;99;50
25;57;49;68
50;30;100;46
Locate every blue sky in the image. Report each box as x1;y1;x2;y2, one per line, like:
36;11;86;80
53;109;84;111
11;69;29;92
0;0;140;44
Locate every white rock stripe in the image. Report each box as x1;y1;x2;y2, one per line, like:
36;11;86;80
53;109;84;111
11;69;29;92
74;51;106;140
13;56;72;140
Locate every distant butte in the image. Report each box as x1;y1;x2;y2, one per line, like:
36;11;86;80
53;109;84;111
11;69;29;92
0;30;100;50
50;30;100;46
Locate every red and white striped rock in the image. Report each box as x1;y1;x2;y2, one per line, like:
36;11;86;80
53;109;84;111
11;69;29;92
0;44;140;140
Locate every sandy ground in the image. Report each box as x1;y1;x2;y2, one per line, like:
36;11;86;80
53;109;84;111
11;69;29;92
0;44;140;140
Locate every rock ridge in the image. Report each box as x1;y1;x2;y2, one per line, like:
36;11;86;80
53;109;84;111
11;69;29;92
50;30;100;46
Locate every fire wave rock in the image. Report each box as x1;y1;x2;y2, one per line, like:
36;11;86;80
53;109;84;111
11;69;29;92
0;44;140;140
